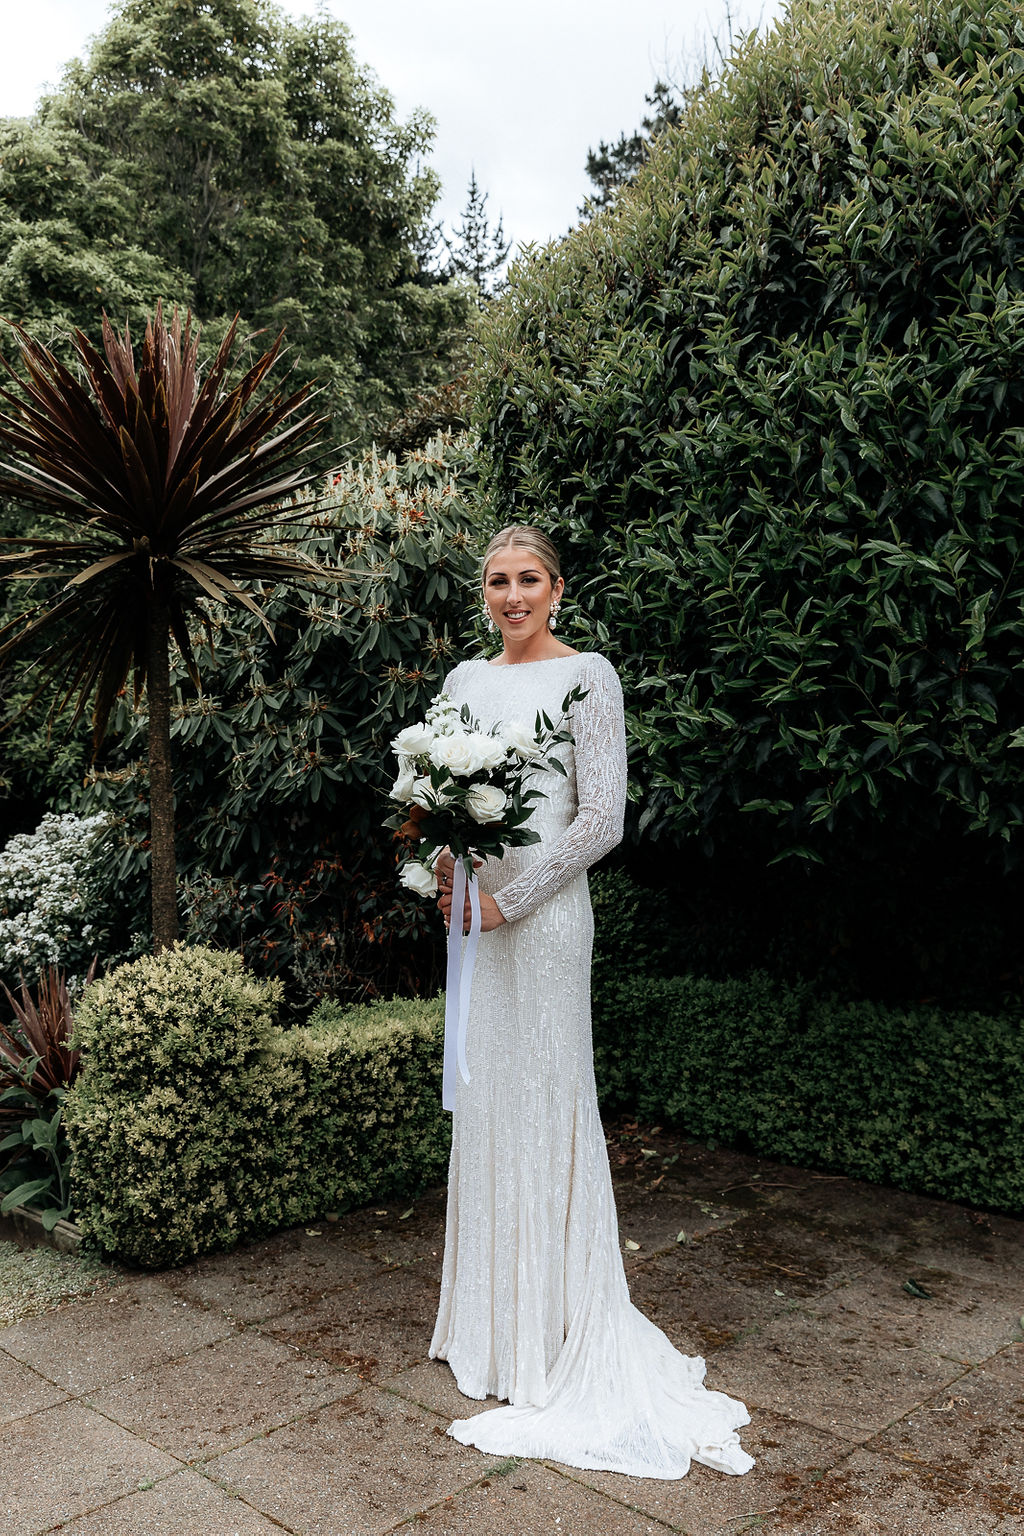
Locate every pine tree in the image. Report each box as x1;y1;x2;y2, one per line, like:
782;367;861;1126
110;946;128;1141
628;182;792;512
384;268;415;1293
443;172;512;299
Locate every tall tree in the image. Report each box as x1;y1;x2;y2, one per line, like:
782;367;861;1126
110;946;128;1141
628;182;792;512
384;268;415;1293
0;0;470;449
443;172;512;299
0;307;331;949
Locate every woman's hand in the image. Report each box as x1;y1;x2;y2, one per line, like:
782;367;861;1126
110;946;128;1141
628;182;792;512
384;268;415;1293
436;851;505;933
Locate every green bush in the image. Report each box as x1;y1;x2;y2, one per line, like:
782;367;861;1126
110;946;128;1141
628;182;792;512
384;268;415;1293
593;969;1024;1214
480;0;1024;850
65;947;448;1267
474;0;1024;1000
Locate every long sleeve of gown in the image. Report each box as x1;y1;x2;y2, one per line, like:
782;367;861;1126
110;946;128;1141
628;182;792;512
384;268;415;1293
493;653;626;924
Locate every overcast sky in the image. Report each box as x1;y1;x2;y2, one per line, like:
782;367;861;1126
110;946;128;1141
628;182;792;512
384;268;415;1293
2;0;785;252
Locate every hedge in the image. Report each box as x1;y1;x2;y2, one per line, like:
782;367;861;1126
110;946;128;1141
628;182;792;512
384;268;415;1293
65;947;448;1268
65;944;1022;1269
593;971;1024;1215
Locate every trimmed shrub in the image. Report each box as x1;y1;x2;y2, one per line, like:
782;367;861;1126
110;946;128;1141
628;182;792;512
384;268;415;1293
62;941;1023;1263
65;947;448;1268
287;995;449;1218
593;970;1024;1214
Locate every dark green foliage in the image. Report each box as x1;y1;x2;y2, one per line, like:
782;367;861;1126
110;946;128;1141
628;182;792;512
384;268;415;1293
592;968;1024;1215
479;0;1024;861
0;0;470;449
65;946;449;1267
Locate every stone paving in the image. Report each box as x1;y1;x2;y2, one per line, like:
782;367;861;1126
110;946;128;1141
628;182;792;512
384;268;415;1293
1;1130;1021;1536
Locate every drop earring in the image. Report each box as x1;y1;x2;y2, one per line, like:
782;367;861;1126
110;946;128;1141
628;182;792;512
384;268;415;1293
482;601;496;634
548;600;560;631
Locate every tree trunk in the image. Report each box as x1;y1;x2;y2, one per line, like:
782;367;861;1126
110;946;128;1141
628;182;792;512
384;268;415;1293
147;599;179;951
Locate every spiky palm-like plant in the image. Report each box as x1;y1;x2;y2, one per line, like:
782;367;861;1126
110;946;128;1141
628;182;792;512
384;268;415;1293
0;306;333;949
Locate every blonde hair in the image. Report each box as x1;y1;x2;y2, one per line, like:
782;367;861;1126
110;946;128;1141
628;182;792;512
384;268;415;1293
481;525;561;587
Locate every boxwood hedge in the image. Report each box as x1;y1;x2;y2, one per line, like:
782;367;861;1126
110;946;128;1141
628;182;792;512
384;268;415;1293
64;941;1022;1269
65;947;448;1268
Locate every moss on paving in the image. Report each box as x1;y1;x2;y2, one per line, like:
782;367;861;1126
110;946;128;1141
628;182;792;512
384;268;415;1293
0;1240;121;1326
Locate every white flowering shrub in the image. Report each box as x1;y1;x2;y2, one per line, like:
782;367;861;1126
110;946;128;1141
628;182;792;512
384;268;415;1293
0;813;114;985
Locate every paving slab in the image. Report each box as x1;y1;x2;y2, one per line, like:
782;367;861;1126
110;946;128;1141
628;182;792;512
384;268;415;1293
0;1348;70;1425
164;1227;381;1325
798;1260;1022;1367
864;1344;1024;1515
205;1383;498;1536
627;1245;787;1356
50;1469;287;1535
259;1260;441;1383
565;1408;855;1536
88;1327;349;1462
768;1175;1024;1281
401;1457;674;1536
0;1275;234;1393
2;1131;1020;1536
333;1187;449;1277
681;1206;879;1301
610;1175;745;1257
380;1357;488;1423
0;1399;179;1536
709;1300;964;1442
763;1444;1020;1535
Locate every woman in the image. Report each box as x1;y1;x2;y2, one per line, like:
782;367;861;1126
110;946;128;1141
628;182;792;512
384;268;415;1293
429;525;754;1479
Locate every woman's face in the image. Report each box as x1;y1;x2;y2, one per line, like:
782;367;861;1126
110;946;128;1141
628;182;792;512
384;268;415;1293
483;547;564;645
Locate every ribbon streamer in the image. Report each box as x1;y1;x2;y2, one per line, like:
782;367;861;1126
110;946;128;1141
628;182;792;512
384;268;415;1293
442;856;480;1112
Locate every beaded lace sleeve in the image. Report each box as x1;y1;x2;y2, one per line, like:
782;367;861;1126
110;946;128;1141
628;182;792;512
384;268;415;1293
493;653;627;924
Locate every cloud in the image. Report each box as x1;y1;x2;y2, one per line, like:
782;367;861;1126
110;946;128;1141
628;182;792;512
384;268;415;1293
1;0;785;247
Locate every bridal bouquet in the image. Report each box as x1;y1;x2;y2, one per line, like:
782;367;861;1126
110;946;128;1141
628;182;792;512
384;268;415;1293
384;686;588;896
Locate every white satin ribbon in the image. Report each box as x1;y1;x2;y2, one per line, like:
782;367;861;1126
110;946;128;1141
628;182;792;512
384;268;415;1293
442;856;480;1112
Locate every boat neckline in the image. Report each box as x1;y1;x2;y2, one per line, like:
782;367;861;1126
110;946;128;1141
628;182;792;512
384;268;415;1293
479;652;586;668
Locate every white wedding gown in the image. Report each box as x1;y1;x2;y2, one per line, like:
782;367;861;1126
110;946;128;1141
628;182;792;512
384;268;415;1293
428;651;755;1479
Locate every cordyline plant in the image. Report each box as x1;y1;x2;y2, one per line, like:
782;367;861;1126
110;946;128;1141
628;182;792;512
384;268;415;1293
0;963;94;1227
0;305;335;949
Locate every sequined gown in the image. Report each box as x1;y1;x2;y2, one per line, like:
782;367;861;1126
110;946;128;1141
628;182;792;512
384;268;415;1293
427;652;754;1479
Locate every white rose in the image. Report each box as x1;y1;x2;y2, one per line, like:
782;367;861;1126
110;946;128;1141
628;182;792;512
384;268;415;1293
470;732;508;771
503;721;544;761
390;762;417;803
398;860;437;897
392;722;435;757
465;784;508;824
430;730;508;777
429;733;482;777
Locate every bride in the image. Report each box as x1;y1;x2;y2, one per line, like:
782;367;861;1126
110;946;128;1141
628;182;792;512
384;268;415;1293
430;525;754;1479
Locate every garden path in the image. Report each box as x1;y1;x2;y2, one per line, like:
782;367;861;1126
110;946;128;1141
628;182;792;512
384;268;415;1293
1;1128;1021;1535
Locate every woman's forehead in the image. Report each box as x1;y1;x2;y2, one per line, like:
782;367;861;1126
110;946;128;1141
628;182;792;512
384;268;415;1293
487;554;546;574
